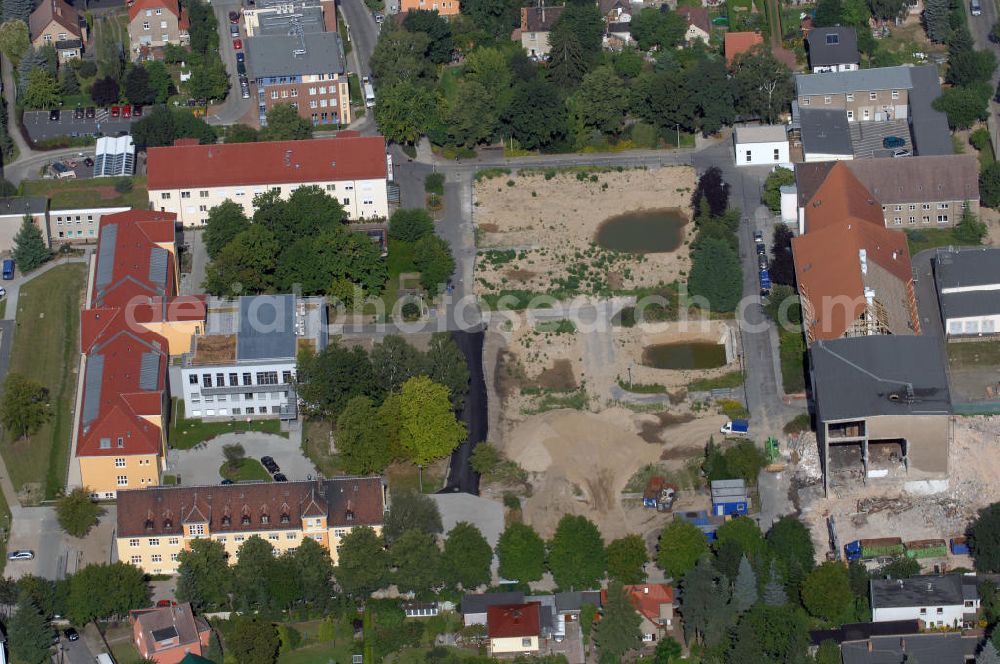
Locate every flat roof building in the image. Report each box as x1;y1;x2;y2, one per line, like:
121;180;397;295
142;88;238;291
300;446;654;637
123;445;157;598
94;135;136;177
933;247;1000;338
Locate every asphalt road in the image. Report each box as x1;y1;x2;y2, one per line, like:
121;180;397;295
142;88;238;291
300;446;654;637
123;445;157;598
22;109;136;143
339;0;380;78
207;0;255;126
967;0;1000;87
441;328;487;494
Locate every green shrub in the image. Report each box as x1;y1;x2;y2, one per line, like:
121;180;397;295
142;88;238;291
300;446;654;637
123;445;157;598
277;625;301;653
971;127;992;152
424;172;445;195
630;121;658;148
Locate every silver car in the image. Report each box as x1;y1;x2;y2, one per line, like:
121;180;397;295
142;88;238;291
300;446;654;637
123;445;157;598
8;550;34;561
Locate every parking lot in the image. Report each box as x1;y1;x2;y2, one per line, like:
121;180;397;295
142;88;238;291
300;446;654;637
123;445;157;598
22;107;139;143
165;431;317;486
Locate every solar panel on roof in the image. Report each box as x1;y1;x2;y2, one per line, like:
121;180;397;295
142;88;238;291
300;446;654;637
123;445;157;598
82;354;105;427
138;352;160;391
94;224;118;290
148;247;169;287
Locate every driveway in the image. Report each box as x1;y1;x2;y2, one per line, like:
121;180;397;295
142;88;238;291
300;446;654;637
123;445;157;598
166;431;317;486
22;109;136;143
207;0;255;126
5;504;117;581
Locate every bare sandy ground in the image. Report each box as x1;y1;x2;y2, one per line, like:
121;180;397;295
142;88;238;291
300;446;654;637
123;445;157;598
473;167;697;296
504;409;726;540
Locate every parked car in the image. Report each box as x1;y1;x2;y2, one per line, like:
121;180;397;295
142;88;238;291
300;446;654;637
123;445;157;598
0;287;8;298
882;135;906;149
110;105;120;117
7;549;33;560
892;148;912;158
221;479;234;485
122;104;131;118
63;628;79;642
83;157;94;167
261;456;280;473
233;38;242;50
273;473;288;482
73;106;84;119
85;106;96;119
241;84;250;99
236;51;245;63
230;23;239;36
156;599;176;607
374;12;384;22
133;104;143;117
49;109;59;121
237;61;246;76
229;10;240;22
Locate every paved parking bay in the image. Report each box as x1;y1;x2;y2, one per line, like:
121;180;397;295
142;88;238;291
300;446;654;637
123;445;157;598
850;119;912;158
166;431;317;487
23;109;137;143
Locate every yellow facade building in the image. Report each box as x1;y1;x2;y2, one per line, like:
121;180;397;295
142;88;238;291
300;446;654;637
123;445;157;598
116;477;386;575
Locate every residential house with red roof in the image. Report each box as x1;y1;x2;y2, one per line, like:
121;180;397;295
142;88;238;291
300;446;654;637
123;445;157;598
75;210;207;498
116;477;386;574
677;6;710;44
146;136;390;227
791;162;919;346
487;603;541;655
130;603;211;664
127;0;189;59
607;584;677;644
29;0;85;63
724;31;763;65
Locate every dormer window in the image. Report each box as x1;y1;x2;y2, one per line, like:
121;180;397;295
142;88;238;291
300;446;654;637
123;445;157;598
345;510;354;522
145;519;154;530
163;518;173;529
280;513;290;524
241;515;251;526
261;514;270;524
221;515;231;527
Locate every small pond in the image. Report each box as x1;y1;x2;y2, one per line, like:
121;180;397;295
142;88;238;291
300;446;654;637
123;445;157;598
594;208;687;254
642;342;728;370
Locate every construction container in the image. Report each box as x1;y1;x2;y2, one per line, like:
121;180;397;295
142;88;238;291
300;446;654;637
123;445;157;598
845;537;905;561
950;537;970;555
905;539;948;559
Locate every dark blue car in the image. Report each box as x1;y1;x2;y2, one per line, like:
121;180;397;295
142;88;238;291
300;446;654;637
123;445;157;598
882;136;906;149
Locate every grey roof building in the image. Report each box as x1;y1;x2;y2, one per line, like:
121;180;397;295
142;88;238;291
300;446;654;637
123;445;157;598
246;31;345;79
795;65;913;97
870;575;975;610
461;592;525;626
809;336;952;493
805;26;860;71
933;247;1000;335
908;64;953;156
840;632;979;664
935;247;1000;291
800;108;853;159
0;197;48;217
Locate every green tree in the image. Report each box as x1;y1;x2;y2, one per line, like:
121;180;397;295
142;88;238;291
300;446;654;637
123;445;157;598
296;341;378;419
762;167;795;213
188;60;229;100
547;29;588;89
144;61;173;103
124;65;155;105
571;66;628;136
464;46;513;114
657;519;709;579
497;522;545;582
0;19;27;65
398;376;466;466
60;65;80;95
12;215;50;272
16;575;56;618
226;616;279;664
291;537;336;607
882;556;921;578
688;57;735;136
203;225;279;295
732;50;794;124
923;0;952;42
461;0;518;39
225;124;258;143
402;9;453;63
176;538;231;610
982;161;1000;209
763;560;789;606
732;555;758;614
261;103;313;141
714;516;764;563
67;562;149;624
548;514;606;590
729;604;810;662
724;438;768;485
503;77;566;150
0;372;49;440
426;333;470;409
970;502;1000;571
679;555;731;646
594;581;641;661
336;526;390;595
22;68;60;109
336;396;393;474
1;0;31;23
9;596;50;664
232;536;277;611
203;200;250;259
934;83;991;129
392;529;444;593
384;489;443;543
652;637;683;664
371;29;435;86
947;35;997;87
370;335;426;395
413;234;455;294
606;534;648;584
955;205;988;244
813;0;842;25
688;236;742;312
90;75;120;106
389;208;434;242
766;515;815;597
444;79;500;147
442;522;492;590
55;487;104;537
629;7;686;51
375;81;436;144
802;561;854;625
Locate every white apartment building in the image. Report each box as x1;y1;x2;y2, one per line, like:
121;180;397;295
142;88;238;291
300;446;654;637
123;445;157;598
146;136;391;227
871;576;980;628
179;294;328;420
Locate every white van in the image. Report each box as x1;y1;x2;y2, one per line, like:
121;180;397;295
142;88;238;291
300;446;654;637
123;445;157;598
972;0;982;16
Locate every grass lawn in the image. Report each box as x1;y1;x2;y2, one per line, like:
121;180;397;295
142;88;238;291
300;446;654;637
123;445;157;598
168;399;286;450
109;641;143;664
0;480;10;575
20;177;149;210
386;460;447;494
0;264;86;502
364;238;421;316
302;418;340;477
905;228;975;255
219;458;271;482
948;340;1000;367
779;327;806;394
688;370;745;392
